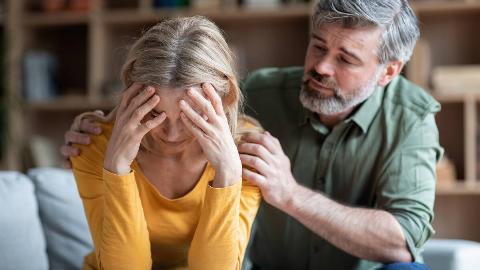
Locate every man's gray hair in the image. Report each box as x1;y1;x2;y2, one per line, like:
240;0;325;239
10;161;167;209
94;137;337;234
312;0;420;64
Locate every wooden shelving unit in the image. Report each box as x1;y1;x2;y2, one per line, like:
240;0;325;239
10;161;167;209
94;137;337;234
1;0;480;240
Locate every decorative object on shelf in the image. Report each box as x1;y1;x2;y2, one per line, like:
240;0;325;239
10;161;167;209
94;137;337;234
154;0;190;8
436;156;457;184
243;0;281;7
406;38;431;90
432;65;480;95
29;136;60;168
68;0;91;12
23;51;58;102
43;0;66;13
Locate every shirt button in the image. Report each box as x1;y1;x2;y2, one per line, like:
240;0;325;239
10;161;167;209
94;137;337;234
312;245;320;254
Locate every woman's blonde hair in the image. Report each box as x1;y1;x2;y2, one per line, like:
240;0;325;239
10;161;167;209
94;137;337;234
121;16;242;134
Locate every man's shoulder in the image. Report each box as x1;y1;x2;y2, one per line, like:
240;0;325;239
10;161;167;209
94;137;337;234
243;66;304;92
383;75;440;120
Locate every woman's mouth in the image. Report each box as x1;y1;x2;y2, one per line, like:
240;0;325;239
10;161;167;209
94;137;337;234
160;139;187;147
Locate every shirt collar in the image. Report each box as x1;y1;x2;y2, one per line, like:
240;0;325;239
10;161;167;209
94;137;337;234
347;85;384;134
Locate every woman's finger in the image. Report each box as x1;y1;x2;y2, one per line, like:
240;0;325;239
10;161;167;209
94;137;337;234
124;86;156;118
138;112;167;136
129;94;160;125
187;88;218;122
239;154;270;177
118;82;144;113
202;83;224;115
180;111;208;143
179;99;214;136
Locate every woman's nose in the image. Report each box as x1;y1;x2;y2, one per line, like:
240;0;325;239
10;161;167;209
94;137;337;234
161;118;186;141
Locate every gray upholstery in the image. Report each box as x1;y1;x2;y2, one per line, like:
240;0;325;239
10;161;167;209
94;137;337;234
28;168;93;270
0;171;49;270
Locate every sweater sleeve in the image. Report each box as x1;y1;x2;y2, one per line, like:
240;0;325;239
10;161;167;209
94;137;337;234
188;178;262;270
71;128;152;270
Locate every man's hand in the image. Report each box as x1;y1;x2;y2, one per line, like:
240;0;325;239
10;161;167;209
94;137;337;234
238;132;297;209
239;132;412;263
60;110;104;169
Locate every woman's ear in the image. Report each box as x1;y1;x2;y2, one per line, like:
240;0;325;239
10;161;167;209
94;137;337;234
377;60;404;87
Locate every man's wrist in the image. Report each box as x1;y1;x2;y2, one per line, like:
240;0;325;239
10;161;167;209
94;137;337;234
279;182;305;214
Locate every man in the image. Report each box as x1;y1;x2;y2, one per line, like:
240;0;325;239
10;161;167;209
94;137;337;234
61;0;442;269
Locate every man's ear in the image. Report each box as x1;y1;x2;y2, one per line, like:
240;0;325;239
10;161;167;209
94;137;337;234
377;60;403;87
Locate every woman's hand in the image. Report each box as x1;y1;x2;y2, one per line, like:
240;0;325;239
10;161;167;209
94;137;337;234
104;83;166;175
179;83;241;188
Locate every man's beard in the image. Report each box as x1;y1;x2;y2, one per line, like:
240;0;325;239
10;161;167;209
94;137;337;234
299;69;381;116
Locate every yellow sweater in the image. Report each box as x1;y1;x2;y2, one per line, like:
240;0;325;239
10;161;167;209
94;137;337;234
71;123;262;270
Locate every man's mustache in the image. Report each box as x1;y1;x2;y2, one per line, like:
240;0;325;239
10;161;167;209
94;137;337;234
303;70;338;90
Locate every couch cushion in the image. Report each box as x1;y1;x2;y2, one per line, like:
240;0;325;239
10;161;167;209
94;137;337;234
423;239;480;270
28;168;93;270
0;171;49;270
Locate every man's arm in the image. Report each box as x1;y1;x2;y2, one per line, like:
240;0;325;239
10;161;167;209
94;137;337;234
283;183;411;263
238;118;440;263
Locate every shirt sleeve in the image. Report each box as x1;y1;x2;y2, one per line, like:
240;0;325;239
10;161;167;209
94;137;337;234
188;178;262;270
71;132;152;270
375;113;443;262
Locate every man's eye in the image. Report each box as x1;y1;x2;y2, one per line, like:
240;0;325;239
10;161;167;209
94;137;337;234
315;46;327;52
150;111;160;117
339;57;352;65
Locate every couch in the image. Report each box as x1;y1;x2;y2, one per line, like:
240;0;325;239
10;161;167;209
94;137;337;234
1;168;479;270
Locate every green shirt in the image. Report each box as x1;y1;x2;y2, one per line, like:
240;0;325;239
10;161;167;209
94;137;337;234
242;67;444;270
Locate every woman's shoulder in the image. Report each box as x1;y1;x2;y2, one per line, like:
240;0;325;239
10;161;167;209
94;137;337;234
71;122;113;166
235;115;264;145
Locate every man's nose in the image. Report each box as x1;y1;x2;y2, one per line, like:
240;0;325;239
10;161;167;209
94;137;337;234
314;57;335;78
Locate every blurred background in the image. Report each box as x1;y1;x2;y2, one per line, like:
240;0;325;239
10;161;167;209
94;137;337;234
0;0;480;255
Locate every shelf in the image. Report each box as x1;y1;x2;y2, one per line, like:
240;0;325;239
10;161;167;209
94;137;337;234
101;4;311;24
22;11;89;27
436;181;480;195
412;1;480;15
430;91;480;103
25;96;116;111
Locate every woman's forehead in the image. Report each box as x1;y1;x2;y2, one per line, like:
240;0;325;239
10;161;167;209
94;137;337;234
152;85;202;99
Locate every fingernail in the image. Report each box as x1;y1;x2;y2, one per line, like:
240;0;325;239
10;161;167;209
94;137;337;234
179;100;186;106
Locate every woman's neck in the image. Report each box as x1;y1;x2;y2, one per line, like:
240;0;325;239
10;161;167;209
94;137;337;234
137;141;206;169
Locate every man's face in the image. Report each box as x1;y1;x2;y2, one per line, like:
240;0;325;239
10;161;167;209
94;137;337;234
301;23;384;116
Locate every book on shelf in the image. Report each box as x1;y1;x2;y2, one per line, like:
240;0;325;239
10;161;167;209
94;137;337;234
23;50;58;102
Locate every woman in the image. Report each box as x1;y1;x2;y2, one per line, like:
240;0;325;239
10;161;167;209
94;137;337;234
71;16;261;270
